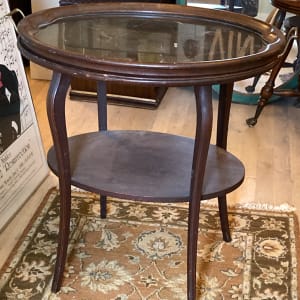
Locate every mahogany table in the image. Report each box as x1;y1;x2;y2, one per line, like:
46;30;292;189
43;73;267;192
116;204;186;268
17;3;284;299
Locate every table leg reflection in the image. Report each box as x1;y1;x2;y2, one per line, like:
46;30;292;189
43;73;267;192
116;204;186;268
188;85;213;299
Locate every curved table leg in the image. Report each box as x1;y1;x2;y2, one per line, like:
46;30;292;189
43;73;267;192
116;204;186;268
47;72;71;293
246;27;298;127
216;83;233;242
218;196;231;242
187;85;212;300
97;81;108;219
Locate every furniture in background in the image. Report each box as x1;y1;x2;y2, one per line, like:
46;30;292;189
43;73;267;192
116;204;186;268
247;0;300;126
17;3;284;299
244;7;284;94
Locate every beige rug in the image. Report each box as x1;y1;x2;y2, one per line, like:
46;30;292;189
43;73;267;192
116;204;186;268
0;188;299;299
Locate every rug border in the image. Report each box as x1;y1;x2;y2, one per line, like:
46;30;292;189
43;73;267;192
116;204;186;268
0;187;57;275
294;211;300;299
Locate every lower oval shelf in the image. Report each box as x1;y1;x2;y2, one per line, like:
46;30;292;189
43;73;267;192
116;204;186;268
47;130;245;202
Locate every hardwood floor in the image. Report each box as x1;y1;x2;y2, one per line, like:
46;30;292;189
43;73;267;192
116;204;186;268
0;73;299;270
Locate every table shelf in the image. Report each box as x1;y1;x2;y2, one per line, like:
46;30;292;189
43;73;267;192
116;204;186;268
47;130;244;202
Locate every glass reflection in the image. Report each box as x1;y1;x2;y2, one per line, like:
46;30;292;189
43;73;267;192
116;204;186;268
35;15;266;63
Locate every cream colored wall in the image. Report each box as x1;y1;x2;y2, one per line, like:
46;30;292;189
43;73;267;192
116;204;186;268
257;1;273;20
31;0;59;12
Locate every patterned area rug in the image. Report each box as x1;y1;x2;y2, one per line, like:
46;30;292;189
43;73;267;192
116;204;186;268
0;188;299;299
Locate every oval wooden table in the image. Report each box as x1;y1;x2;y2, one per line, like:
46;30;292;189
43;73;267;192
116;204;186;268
17;3;285;299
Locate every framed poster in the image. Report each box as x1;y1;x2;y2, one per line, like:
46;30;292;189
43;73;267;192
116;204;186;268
0;0;48;230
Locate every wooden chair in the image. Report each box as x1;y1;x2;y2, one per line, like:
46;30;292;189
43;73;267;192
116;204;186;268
246;11;300;126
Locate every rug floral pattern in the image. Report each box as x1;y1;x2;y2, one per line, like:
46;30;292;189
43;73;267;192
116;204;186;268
0;189;298;299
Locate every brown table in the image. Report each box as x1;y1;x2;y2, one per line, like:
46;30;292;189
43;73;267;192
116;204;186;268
17;3;284;298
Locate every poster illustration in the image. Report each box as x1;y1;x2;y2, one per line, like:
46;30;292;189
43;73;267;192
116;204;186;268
0;0;48;230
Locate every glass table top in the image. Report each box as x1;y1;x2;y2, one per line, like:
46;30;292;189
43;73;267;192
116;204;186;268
17;3;285;84
35;15;266;64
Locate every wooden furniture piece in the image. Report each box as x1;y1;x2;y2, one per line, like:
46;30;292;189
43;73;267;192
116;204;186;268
17;3;284;299
246;0;300;126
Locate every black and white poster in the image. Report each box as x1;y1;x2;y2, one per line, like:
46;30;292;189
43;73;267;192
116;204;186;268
0;0;48;229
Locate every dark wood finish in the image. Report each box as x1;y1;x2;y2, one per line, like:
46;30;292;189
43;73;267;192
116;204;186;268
17;4;285;299
217;83;234;149
187;85;212;298
247;0;300;126
216;82;234;242
96;81;108;218
47;131;245;200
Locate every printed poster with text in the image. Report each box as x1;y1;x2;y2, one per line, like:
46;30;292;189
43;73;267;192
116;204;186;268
0;0;48;229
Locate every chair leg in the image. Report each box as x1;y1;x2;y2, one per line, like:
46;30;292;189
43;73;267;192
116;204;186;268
100;195;107;219
245;74;262;93
246;27;297;127
218;196;231;242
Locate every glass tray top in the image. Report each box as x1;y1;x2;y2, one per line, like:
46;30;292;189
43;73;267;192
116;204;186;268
17;3;285;84
35;14;266;64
